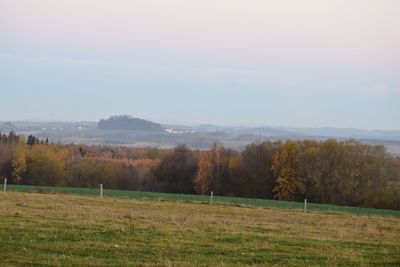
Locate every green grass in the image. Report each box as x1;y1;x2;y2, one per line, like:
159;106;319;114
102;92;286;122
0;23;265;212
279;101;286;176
2;184;400;218
0;192;399;266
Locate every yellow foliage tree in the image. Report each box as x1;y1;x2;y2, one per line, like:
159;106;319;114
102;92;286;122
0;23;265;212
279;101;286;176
271;140;306;201
25;144;65;186
11;138;27;184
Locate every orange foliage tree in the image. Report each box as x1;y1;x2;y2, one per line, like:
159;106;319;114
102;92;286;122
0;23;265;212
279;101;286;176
193;151;214;194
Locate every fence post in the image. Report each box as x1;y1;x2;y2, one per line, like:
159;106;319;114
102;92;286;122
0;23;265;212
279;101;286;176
100;184;103;197
3;178;7;192
209;191;213;205
304;198;307;213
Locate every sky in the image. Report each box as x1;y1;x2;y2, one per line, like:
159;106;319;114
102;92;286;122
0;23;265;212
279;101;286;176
0;0;399;130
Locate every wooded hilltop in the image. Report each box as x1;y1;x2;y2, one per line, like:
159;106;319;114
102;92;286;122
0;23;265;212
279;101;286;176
1;131;399;210
97;115;163;132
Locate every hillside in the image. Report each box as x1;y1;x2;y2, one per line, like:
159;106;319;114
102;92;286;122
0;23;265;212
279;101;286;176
98;115;164;132
1;191;399;266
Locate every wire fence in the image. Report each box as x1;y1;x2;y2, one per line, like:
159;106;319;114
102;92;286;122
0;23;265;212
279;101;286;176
2;183;399;218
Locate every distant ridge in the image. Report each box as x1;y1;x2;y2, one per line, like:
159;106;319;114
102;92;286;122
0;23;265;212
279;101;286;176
97;115;163;132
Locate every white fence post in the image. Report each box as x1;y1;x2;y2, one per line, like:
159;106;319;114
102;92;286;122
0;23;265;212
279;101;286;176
209;191;213;204
3;178;7;192
304;198;307;213
100;184;103;197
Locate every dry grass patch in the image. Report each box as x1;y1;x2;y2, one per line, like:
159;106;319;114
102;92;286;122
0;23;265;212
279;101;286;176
0;192;399;266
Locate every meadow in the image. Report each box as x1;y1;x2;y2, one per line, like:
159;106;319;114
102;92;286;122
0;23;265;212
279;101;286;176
1;191;399;266
2;184;400;218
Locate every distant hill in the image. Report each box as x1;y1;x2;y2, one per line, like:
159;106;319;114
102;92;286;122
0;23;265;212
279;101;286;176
0;122;17;132
279;127;400;142
233;126;303;138
97;115;163;132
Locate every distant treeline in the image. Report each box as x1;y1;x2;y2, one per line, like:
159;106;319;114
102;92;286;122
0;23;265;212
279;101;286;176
1;131;399;210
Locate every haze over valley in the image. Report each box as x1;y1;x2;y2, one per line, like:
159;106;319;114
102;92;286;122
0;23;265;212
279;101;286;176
2;115;400;156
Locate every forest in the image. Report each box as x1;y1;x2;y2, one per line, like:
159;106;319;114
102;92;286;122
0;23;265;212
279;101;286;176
1;131;399;210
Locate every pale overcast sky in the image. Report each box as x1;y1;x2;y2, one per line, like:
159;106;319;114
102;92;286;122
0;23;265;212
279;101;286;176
1;0;399;129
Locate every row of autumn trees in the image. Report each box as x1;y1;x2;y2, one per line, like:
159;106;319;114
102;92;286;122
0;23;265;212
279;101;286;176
1;132;400;209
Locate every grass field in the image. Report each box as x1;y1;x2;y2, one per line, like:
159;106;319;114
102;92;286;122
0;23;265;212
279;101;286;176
0;192;399;266
2;184;400;219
